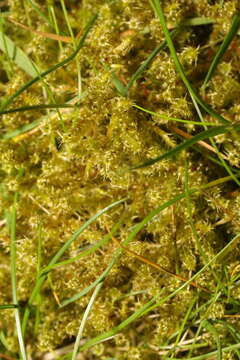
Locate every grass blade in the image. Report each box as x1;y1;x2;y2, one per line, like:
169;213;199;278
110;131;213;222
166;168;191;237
202;320;222;360
0;304;19;309
151;0;230;125
0;28;40;77
203;10;240;88
133;104;218;126
131;123;239;170
9;195;27;360
0;14;97;111
126;28;179;92
180;17;214;26
102;63;127;97
0;103;76;117
43;219;123;273
0;119;42;141
21;198;126;336
78;297;157;352
72;282;103;360
60;258;116;308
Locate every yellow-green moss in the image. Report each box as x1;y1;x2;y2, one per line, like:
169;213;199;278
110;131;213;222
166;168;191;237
0;0;240;359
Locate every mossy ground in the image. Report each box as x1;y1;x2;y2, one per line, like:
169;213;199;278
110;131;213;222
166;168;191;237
0;0;240;359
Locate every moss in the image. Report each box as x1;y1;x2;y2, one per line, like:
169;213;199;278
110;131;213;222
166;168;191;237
0;0;240;358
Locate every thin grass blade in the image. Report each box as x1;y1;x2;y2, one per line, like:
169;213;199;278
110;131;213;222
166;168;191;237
0;304;19;309
151;0;230;125
133;104;218;126
9;196;27;360
202;320;222;360
43;218;123;273
0;14;97;111
131;123;239;170
72;282;103;360
126;28;179;91
203;10;240;88
0;103;76;117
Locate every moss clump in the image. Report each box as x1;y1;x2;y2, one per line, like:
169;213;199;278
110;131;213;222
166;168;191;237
0;0;240;359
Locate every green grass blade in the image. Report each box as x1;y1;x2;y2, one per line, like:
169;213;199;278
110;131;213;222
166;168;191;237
102;63;127;97
126;28;179;92
60;258;116;308
180;17;214;26
0;331;10;351
0;14;97;111
72;282;103;360
45;199;126;269
133;104;218;126
202;320;222;360
78;297;157;352
0;94;82;141
9;195;27;360
170;296;198;357
49;5;63;52
166;343;240;359
42;219;123;273
0;29;40;78
27;0;53;27
203;11;240;88
0;119;42;140
0;304;19;309
151;0;229;125
21;198;126;336
0;103;76;117
131;123;239;170
190;93;240;186
60;0;82;98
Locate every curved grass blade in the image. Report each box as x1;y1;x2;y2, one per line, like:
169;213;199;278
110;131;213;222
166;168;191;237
42;218;123;273
71;282;103;360
131;123;240;170
60;257;116;308
203;10;240;89
190;93;240;186
76;296;157;353
169;296;198;358
21;198;126;336
0;14;97;111
151;0;230;125
126;28;179;92
133;104;218;126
